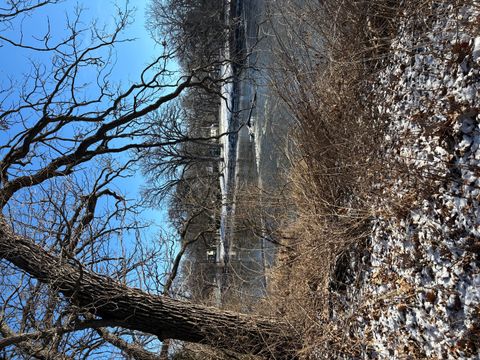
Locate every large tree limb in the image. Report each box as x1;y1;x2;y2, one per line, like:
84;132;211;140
0;223;297;359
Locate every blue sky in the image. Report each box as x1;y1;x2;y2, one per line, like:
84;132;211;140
0;0;161;79
0;0;177;239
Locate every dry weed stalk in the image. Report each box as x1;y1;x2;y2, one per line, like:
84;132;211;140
261;0;479;357
261;0;409;358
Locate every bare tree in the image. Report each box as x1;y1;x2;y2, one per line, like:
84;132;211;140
147;0;226;71
0;1;297;359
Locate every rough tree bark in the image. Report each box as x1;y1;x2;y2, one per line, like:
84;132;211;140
0;222;298;359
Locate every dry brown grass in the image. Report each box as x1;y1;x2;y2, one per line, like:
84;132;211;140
257;0;419;358
257;0;480;358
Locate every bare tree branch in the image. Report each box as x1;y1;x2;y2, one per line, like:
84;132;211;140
0;321;71;360
0;319;121;350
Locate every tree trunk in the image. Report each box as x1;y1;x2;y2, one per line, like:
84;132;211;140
0;224;297;359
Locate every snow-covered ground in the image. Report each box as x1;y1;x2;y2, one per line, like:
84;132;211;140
346;3;480;359
216;0;290;299
218;57;234;265
218;0;238;267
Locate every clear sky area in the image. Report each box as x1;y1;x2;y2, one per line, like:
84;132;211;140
0;0;176;238
1;0;161;81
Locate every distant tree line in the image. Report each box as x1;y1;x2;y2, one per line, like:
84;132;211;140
144;0;229;304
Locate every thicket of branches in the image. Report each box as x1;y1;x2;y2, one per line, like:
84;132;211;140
147;0;226;71
144;0;230;307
